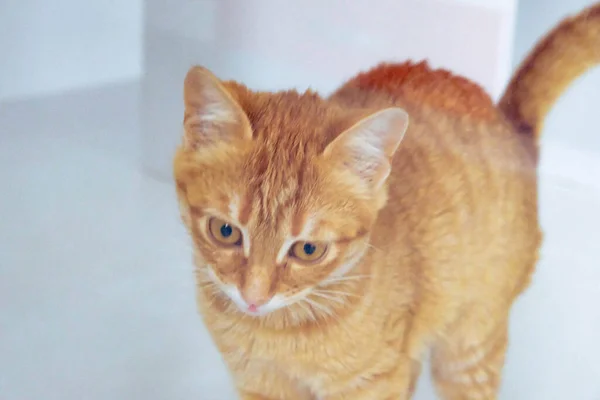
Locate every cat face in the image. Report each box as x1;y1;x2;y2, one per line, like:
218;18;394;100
177;147;375;317
174;67;408;317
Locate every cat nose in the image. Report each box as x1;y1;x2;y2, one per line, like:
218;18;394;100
240;268;273;311
240;290;271;310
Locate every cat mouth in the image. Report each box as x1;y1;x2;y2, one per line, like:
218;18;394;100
201;267;299;316
219;286;289;317
241;296;289;317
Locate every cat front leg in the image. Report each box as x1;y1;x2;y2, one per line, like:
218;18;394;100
238;387;314;400
237;388;313;400
321;356;421;400
234;369;314;400
431;309;509;400
237;393;272;400
238;391;311;400
215;339;313;400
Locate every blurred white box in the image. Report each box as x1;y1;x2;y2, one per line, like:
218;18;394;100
141;0;517;180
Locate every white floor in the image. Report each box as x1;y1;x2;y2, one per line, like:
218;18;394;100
1;82;599;400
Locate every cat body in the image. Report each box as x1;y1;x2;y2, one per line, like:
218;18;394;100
174;4;600;399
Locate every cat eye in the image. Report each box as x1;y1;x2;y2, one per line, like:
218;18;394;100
289;241;328;263
208;217;242;247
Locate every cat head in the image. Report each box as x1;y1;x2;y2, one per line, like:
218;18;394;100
174;66;409;319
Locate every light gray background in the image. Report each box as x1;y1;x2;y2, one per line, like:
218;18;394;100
1;0;599;399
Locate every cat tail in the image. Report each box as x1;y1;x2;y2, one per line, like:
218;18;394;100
498;2;600;141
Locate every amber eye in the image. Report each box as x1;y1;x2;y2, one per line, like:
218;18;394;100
290;241;328;263
208;217;242;247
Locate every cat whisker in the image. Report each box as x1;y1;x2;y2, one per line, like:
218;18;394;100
195;275;211;283
365;243;383;252
296;300;316;322
320;274;372;286
292;311;300;326
194;266;210;275
304;297;334;317
194;272;221;290
195;267;219;282
197;267;214;278
195;274;217;286
306;298;344;325
310;290;347;305
315;289;360;298
195;274;215;284
202;282;220;292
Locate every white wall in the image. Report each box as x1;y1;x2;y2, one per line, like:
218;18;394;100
0;0;143;101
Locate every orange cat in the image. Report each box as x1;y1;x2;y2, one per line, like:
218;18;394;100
173;4;600;399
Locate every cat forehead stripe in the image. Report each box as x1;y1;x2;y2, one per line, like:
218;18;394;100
224;196;252;257
228;196;241;223
237;193;253;226
291;213;308;237
293;214;318;239
275;215;319;264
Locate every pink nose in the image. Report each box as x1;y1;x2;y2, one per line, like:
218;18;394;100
240;288;271;310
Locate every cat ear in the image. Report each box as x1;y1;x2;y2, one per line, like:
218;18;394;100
182;66;252;149
323;108;409;190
